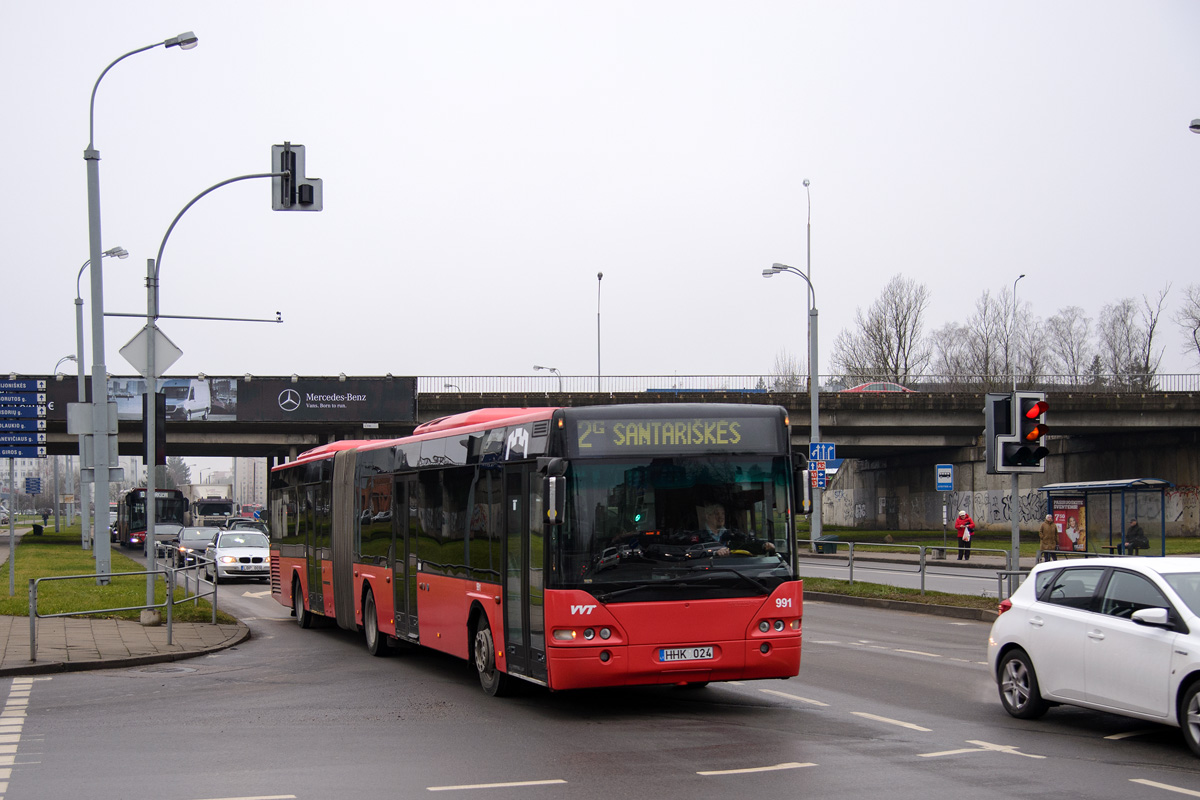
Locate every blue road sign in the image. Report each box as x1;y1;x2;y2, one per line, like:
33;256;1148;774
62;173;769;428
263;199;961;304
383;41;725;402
0;406;46;419
809;442;836;461
0;433;45;445
25;477;43;493
0;419;46;432
936;464;954;492
2;447;46;460
0;380;45;392
0;393;46;405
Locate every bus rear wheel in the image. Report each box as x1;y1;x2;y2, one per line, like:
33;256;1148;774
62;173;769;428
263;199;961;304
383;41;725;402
473;617;511;697
293;579;311;629
363;589;389;657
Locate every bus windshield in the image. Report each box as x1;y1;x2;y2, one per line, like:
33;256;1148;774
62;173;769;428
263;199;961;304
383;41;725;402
130;494;188;529
557;456;793;600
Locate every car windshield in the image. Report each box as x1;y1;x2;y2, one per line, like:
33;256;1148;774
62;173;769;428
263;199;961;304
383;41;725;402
555;456;794;602
219;532;269;549
181;530;214;544
1163;572;1200;616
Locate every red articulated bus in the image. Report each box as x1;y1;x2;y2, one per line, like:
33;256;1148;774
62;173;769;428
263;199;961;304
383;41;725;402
269;403;804;696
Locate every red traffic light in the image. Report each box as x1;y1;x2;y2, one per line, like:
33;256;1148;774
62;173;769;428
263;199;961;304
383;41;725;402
1023;400;1048;420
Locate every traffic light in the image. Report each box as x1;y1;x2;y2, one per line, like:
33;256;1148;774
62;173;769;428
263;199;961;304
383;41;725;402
984;393;1011;475
143;392;166;466
271;142;323;211
989;391;1049;473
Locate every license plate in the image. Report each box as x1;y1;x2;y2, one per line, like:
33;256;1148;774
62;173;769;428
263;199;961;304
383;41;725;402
659;646;713;663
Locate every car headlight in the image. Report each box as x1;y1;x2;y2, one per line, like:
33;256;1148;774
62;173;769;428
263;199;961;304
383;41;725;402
218;556;238;564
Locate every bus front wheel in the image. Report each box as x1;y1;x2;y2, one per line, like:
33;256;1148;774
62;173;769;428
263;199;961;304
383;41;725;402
473;617;511;697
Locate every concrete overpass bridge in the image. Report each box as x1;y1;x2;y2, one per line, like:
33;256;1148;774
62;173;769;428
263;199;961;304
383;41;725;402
30;374;1200;464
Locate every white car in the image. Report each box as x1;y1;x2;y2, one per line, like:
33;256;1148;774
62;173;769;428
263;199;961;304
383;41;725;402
988;557;1200;756
204;530;270;583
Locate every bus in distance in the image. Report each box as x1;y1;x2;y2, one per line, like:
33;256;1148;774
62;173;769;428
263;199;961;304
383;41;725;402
115;488;188;550
269;403;803;696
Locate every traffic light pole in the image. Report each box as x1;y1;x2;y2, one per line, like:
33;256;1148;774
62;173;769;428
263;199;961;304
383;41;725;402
1011;472;1021;593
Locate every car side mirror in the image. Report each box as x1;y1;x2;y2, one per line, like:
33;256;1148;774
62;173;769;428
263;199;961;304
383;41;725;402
1131;607;1171;628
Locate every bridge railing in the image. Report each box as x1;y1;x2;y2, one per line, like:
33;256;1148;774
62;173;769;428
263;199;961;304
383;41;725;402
419;373;1200;395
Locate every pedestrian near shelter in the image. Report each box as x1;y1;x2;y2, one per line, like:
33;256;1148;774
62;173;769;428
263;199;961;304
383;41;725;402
1036;479;1173;557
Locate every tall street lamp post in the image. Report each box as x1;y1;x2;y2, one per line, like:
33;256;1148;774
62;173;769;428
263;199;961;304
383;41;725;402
84;31;198;581
596;272;603;392
52;356;76;534
1010;272;1025;582
762;262;820;545
75;246;128;550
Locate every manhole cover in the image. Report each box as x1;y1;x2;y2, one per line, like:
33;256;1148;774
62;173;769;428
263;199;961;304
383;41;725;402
129;665;196;675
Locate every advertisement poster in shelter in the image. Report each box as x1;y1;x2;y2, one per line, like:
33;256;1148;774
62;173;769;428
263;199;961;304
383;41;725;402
1052;496;1087;552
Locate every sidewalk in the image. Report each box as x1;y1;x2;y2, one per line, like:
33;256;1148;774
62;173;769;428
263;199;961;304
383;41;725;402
0;525;249;677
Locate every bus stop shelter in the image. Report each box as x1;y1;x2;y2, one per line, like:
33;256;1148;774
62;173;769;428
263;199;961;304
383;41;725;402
1037;478;1173;557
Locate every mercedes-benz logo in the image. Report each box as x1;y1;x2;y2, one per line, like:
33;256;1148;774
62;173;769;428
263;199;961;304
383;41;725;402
278;389;301;412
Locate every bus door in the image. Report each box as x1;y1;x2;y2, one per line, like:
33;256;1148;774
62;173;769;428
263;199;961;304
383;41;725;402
393;476;419;642
503;464;547;683
305;484;329;615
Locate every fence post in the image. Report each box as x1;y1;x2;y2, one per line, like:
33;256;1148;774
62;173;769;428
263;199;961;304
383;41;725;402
166;568;174;646
28;578;37;663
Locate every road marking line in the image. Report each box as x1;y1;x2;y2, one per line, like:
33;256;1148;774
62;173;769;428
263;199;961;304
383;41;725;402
1130;779;1200;797
1105;729;1158;740
896;649;941;658
921;740;1044;759
193;796;297;800
851;712;932;731
698;762;815;776
760;689;829;706
428;779;566;791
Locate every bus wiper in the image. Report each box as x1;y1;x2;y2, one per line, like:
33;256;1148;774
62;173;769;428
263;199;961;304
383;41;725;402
595;567;770;603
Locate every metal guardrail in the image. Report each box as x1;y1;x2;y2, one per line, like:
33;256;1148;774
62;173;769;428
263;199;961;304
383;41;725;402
418;373;1200;395
799;539;1016;597
28;549;217;663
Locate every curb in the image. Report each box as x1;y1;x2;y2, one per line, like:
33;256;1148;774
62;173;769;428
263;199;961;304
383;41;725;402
0;623;252;677
805;591;999;622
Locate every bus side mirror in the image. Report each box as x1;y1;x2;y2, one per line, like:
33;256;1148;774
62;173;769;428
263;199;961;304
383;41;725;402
544;476;565;525
791;454;810;515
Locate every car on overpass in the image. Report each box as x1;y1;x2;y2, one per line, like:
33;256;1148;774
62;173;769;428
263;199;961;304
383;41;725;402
842;381;915;393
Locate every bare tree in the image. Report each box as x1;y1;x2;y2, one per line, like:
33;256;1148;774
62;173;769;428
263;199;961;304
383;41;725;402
1098;285;1169;388
1045;306;1094;379
831;274;931;384
769;349;806;392
1014;311;1050;386
1176;283;1200;366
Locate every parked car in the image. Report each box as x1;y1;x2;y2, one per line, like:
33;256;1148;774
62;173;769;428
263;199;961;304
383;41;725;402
842;382;916;393
204;530;270;583
988;557;1200;756
224;518;268;535
173;526;217;567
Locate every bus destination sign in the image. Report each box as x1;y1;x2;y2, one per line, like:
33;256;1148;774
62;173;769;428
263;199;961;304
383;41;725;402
569;415;782;456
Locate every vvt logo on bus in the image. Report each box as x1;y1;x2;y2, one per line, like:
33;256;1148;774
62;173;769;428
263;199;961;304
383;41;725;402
570;604;597;615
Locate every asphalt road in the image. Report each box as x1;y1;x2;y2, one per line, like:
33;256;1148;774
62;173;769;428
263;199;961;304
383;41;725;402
5;585;1200;799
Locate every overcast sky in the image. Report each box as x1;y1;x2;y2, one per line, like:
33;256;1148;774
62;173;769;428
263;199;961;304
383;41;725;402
4;0;1200;389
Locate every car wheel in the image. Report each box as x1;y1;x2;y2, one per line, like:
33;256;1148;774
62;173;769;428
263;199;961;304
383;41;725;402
998;649;1049;720
293;578;311;629
1179;682;1200;757
473;616;511;697
363;589;390;657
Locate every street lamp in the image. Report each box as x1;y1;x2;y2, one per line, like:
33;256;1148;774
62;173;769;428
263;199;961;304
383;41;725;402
443;383;461;392
84;32;198;582
1190;119;1200;133
75;246;128;550
762;262;821;544
534;365;563;392
1011;273;1025;391
596;272;604;392
51;356;77;535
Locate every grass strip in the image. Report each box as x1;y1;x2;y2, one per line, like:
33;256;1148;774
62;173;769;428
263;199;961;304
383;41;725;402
0;524;237;624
